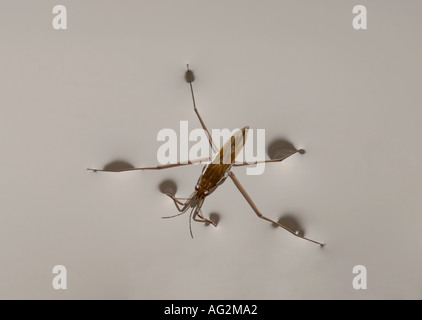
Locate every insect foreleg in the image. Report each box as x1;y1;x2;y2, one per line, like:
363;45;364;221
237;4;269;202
193;209;217;227
164;193;192;213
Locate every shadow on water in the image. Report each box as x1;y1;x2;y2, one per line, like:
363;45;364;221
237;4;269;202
185;68;195;83
158;179;178;196
204;212;221;227
103;160;135;171
267;138;305;160
271;213;305;237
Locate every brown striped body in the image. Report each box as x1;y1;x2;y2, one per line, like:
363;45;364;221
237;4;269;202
194;126;249;198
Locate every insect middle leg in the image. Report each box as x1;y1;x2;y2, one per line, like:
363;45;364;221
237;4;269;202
87;157;210;172
229;171;325;247
232;149;304;167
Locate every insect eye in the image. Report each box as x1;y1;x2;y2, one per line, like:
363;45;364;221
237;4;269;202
203;190;209;196
195;185;200;191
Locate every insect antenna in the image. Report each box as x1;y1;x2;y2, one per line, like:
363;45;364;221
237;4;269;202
161;211;187;219
189;206;195;239
189;198;205;237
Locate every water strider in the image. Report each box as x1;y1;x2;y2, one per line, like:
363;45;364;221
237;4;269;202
87;65;325;246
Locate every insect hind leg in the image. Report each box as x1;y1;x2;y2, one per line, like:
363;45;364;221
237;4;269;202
186;64;218;153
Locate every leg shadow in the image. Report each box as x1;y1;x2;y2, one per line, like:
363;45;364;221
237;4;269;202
204;212;221;227
271;213;305;237
185;68;195;83
103;160;135;171
267;138;305;160
158;179;178;196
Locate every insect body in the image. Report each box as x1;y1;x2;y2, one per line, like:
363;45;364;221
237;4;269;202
166;126;249;236
196;125;248;196
88;65;325;246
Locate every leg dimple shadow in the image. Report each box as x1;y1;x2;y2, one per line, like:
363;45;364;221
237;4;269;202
103;160;135;171
158;179;177;196
267;138;305;160
185;69;195;83
204;212;220;227
272;214;305;237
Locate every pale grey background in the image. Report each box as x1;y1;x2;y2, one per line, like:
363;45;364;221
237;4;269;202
0;1;421;299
